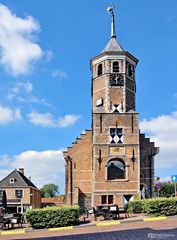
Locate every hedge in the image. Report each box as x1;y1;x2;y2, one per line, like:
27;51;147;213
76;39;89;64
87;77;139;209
127;200;143;213
128;197;177;217
25;205;80;229
143;197;177;217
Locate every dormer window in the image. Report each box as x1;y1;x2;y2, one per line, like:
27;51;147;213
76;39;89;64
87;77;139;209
113;61;119;73
97;64;103;76
10;178;15;184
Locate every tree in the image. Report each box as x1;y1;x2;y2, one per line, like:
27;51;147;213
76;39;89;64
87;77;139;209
41;184;59;198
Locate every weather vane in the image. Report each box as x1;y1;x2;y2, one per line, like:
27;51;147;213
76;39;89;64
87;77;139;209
107;4;116;38
107;4;114;14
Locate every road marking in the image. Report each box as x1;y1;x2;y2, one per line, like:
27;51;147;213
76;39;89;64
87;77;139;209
144;217;167;222
96;221;120;226
48;226;73;231
1;230;26;235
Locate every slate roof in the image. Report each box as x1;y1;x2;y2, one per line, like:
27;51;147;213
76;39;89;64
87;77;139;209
0;169;38;189
102;36;124;53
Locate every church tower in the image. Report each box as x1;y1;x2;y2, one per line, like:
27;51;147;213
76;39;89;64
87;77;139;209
90;6;140;206
63;5;159;208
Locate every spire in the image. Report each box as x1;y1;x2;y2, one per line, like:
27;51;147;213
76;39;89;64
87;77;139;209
107;5;116;38
102;5;124;52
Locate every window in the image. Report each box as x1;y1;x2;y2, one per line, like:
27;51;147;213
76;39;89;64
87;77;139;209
107;159;125;180
127;63;134;78
113;61;119;73
101;195;114;205
109;128;123;144
0;190;3;198
15;189;23;198
97;64;103;76
101;195;107;204
9;178;15;184
108;195;113;204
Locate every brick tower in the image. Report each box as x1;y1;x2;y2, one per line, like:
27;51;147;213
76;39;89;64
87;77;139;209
63;6;159;209
91;6;140;207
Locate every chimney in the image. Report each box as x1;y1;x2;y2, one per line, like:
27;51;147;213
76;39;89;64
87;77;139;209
18;168;24;175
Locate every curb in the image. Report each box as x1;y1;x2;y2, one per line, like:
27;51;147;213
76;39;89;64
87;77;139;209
1;230;26;236
0;215;176;236
96;220;120;226
143;216;167;222
48;226;73;231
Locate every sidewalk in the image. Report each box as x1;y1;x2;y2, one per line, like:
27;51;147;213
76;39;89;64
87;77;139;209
0;214;177;238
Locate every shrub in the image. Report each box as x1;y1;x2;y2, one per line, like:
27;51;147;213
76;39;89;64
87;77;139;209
25;205;80;229
142;197;177;217
128;200;143;213
128;197;177;217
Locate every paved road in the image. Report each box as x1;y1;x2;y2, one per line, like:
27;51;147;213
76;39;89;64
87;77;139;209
3;218;177;240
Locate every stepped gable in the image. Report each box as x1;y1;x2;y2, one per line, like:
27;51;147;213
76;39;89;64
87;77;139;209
63;130;92;156
139;133;159;155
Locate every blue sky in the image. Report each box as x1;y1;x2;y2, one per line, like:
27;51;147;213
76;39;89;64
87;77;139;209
0;0;177;193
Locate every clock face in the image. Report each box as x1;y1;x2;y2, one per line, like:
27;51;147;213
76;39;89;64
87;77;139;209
109;74;124;86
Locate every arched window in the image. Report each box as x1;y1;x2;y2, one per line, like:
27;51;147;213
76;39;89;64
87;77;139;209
113;61;119;73
107;159;125;180
97;64;103;76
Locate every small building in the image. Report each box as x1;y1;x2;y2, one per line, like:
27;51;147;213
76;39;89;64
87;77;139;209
0;168;41;213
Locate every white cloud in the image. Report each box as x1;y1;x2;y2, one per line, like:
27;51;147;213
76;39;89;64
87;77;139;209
0;105;22;125
44;51;53;62
0;149;65;190
6;81;53;108
7;81;33;100
0;154;11;166
52;69;68;79
14;108;22;120
0;4;43;76
140;111;177;169
58;114;81;127
18;96;53;108
27;112;55;127
27;111;81;128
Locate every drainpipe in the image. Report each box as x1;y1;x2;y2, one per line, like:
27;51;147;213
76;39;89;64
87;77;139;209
67;156;73;205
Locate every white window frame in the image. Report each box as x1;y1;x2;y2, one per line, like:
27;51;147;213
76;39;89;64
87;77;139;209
15;189;24;198
9;178;15;184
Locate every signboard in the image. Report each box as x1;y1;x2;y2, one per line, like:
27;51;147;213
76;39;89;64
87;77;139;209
171;175;177;183
155;183;162;190
109;146;125;156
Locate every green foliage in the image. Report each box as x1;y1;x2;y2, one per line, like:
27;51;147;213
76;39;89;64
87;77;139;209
25;205;80;229
142;197;177;217
128;197;177;217
41;183;59;198
157;182;175;198
128;200;143;213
